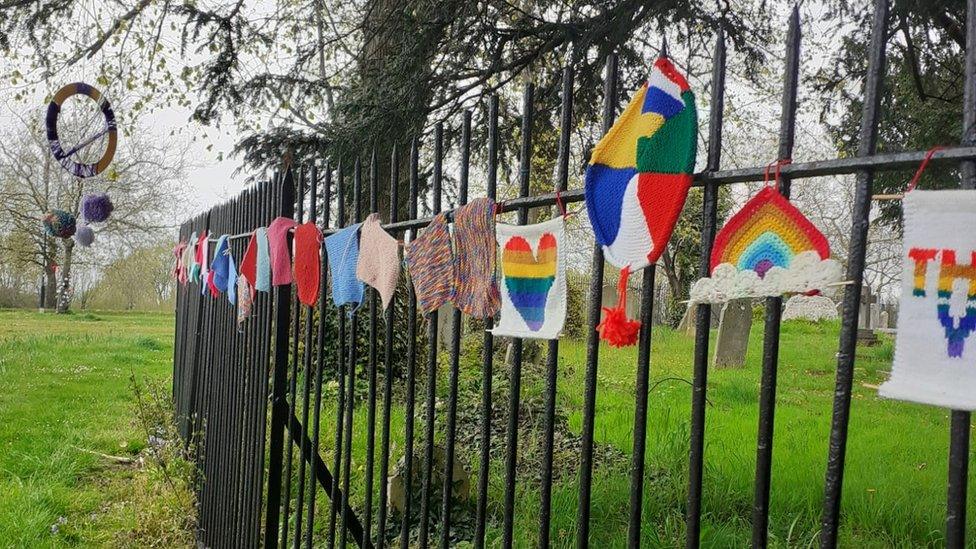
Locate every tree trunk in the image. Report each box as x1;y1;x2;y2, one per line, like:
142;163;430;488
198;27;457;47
56;239;74;314
44;265;57;309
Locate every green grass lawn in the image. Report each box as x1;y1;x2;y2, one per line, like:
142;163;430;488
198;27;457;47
1;308;973;547
0;310;187;548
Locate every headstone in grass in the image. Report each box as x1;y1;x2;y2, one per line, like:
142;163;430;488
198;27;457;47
678;303;722;336
713;298;752;368
782;294;838;322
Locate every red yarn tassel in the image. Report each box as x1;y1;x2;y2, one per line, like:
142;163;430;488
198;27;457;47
597;266;642;347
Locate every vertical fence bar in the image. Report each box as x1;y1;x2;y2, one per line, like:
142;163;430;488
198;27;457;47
340;158;363;549
752;8;800;548
295;164;318;546
946;0;976;545
539;66;573;549
820;0;889;546
474;96;500;549
440;110;472;549
283;167;307;549
364;149;380;547
307;164;333;549
577;54;617;548
419;124;444;549
328;162;347;549
265;167;297;549
400;138;421;549
502;82;534;548
377;144;400;549
686;29;727;549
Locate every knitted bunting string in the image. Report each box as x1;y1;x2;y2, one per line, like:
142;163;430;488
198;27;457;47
688;186;841;303
293;221;323;307
356;213;400;310
268;217;298;286
491;217;566;339
325;223;365;309
453;198;500;318
406;213;456;315
255;227;271;292
585;55;697;346
880;190;976;409
172;240;188;284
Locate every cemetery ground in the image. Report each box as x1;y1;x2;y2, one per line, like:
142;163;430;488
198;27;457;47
0;308;970;547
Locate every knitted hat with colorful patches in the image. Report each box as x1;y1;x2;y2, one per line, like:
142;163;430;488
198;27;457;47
356;213;400;310
294;221;323;307
585;55;697;347
325;223;364;309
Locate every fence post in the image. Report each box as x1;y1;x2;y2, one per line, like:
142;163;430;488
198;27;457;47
264;167;296;549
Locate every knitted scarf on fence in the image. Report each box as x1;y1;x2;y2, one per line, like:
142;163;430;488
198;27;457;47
356;213;400;310
453;198;500;318
325;223;364;309
406;213;455;315
198;232;210;296
268;217;298;286
293;221;323;307
240;231;258;286
227;252;238;306
184;232;197;283
237;276;253;325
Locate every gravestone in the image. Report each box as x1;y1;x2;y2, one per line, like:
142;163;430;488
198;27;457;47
879;310;889;329
782;294;838;322
713;298;753;368
857;285;879;345
678;303;722;336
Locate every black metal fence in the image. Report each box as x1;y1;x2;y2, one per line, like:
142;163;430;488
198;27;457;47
172;0;976;546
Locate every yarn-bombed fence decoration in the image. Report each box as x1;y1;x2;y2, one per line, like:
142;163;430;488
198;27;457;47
172;3;976;548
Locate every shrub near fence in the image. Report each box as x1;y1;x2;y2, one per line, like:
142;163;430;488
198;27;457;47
173;1;976;547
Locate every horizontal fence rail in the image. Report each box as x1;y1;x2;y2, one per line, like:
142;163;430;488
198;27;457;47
172;0;976;546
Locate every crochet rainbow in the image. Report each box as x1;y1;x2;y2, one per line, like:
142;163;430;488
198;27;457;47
585;56;698;270
710;186;830;277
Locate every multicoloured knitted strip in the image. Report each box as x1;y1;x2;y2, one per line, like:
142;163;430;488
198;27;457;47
406;213;455;315
452;198;500;318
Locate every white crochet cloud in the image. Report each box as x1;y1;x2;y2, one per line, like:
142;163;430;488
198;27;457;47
689;251;842;304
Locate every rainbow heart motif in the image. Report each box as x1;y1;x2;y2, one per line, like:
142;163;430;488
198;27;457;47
502;233;557;331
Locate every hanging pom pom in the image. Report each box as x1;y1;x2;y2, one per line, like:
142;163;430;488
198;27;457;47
43;209;77;238
81;192;114;223
74;225;95;247
596;266;642;347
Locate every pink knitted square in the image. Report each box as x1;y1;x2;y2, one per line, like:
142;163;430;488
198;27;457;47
356;213;400;310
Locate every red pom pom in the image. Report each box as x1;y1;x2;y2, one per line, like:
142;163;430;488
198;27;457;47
597;306;641;348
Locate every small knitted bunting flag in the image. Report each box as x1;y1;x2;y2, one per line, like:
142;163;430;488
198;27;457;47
880;190;976;409
356;213;400;310
406;213;455;315
688;186;841;303
585;55;698;346
491;217;566;339
293;221;323;307
453;198;500;318
325;223;365;309
268;216;298;286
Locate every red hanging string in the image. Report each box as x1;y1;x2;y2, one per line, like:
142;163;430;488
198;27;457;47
906;146;946;193
763;158;792;187
554;189;568;219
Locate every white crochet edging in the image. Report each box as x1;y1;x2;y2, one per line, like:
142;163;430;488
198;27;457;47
688;250;842;304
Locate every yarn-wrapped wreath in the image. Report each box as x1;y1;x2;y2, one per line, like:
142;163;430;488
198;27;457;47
45;82;118;178
81;192;114;223
43;209;77;238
